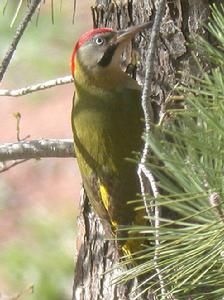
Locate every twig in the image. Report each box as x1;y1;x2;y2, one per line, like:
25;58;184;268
137;0;167;297
35;0;43;26
0;159;30;173
0;75;73;97
10;0;23;28
14;112;22;141
12;284;34;300
209;192;224;223
0;139;74;162
13;112;30;141
51;0;54;24
72;0;76;24
3;0;9;15
0;0;42;82
0;285;34;300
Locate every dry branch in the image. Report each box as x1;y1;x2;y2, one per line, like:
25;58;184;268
0;75;73;97
137;0;166;296
0;0;42;82
0;139;74;162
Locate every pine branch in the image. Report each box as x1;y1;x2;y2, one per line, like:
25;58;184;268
0;139;74;162
0;0;42;82
0;75;74;97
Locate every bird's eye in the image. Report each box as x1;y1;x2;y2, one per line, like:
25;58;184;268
95;37;105;46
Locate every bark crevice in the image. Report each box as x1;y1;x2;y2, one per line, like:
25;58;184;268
73;1;213;299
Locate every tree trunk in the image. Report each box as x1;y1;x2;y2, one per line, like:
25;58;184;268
72;1;216;299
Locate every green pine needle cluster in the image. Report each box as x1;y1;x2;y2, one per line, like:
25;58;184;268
118;4;224;300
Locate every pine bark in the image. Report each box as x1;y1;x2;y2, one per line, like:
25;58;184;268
72;1;216;299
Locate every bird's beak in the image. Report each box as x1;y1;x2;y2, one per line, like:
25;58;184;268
115;22;151;45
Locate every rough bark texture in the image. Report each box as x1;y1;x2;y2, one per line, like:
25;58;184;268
72;1;217;299
73;190;152;300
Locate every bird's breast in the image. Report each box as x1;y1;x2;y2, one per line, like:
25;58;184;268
71;85;144;225
72;86;143;174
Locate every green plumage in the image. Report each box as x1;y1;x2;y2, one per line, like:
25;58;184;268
72;77;143;238
71;29;145;251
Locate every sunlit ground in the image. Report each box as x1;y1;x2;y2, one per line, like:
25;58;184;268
0;1;91;299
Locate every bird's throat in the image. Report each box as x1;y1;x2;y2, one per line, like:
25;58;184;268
74;57;140;93
97;44;118;67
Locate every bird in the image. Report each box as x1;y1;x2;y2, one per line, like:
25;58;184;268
71;23;149;255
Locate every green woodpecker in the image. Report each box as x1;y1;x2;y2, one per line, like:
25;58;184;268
71;24;148;254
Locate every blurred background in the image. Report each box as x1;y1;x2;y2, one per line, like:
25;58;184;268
0;1;92;299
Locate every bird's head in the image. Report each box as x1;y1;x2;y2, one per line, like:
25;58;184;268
71;23;150;80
